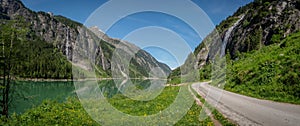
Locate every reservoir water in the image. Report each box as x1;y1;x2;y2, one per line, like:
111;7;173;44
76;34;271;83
10;81;75;114
9;79;154;114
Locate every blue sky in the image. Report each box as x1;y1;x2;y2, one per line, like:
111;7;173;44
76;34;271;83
21;0;252;69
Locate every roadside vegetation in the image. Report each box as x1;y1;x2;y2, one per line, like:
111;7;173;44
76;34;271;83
191;86;235;126
225;32;300;104
170;32;300;104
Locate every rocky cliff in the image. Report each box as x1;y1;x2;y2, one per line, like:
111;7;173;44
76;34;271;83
89;26;171;77
193;0;300;68
0;0;171;78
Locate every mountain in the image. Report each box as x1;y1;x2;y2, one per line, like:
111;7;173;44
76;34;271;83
0;0;171;79
89;26;171;77
194;0;300;68
172;0;300;103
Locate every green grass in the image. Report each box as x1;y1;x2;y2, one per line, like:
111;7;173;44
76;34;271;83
225;32;300;104
0;98;99;126
191;86;235;126
108;86;179;116
175;102;213;126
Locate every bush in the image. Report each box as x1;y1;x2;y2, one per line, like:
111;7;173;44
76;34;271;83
0;98;99;126
270;34;282;44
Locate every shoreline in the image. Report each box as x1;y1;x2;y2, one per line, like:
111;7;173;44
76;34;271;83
13;78;168;82
14;78;114;82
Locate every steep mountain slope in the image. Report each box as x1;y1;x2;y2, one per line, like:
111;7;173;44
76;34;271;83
89;27;171;77
225;31;300;104
0;0;171;78
177;0;300;103
194;0;300;67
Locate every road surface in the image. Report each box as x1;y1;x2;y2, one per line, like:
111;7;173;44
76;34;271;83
192;82;300;126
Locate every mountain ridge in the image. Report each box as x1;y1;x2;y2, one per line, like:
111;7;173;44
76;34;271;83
0;0;171;78
169;0;300;83
193;0;300;68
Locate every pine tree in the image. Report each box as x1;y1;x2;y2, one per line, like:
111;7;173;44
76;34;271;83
0;18;29;117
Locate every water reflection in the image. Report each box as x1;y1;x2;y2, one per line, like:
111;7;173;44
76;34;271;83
10;81;75;114
11;79;165;114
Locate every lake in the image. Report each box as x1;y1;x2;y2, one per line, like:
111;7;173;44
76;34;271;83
9;79;157;114
10;81;76;114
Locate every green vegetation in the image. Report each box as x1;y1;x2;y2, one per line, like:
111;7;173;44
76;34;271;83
216;16;240;33
167;67;181;84
0;17;31;116
226;32;300;104
191;87;235;126
10;81;75;114
54;15;83;29
168;77;182;85
168;63;211;85
0;19;73;79
1;84;215;125
107;85;213;125
108;86;178;116
0;98;99;126
9;38;73;79
240;26;263;52
199;63;212;81
167;53;201;84
242;20;250;28
175;102;213;126
0;19;98;79
270;34;283;44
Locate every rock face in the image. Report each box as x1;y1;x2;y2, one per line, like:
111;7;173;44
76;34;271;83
227;0;300;57
89;26;171;77
0;0;171;77
193;0;300;68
